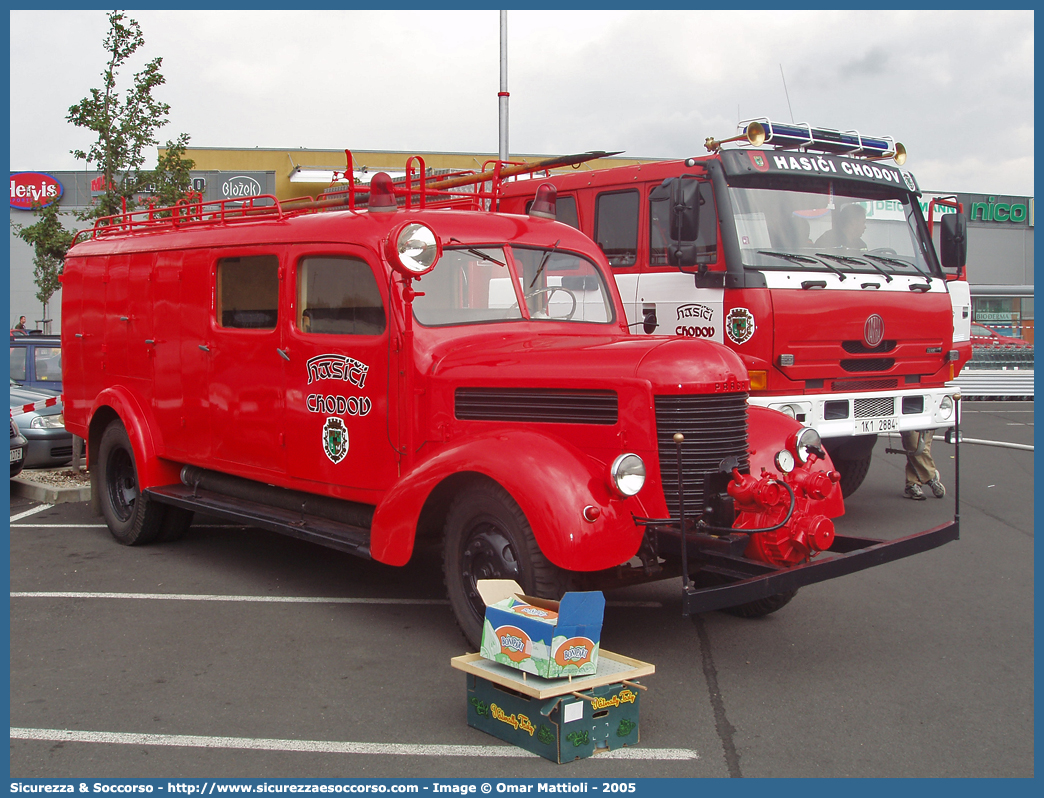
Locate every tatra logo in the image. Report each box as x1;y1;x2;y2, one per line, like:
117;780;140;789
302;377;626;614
307;354;369;388
748;151;770;173
322;417;349;464
490;703;536;736
495;625;532;663
554;637;595;667
864;314;884;347
725;307;756;345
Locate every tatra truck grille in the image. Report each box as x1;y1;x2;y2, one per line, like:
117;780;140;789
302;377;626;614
655;393;750;519
455;388;618;425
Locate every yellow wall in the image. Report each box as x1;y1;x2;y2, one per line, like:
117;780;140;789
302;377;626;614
176;146;659;202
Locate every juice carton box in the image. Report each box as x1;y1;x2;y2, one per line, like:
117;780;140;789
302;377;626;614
477;579;604;679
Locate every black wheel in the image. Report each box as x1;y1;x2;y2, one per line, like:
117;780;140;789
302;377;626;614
443;481;568;649
94;421;167;546
834;454;873;498
722;590;798;618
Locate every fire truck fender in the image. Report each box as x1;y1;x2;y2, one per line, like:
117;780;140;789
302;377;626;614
87;387;181;490
746;405;845;518
369;429;647;569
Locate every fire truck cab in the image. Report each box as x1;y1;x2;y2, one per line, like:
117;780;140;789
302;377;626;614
497;120;970;497
61;163;957;646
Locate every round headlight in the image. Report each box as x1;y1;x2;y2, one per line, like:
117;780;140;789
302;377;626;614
610;453;646;497
777;404;797;419
794;427;823;464
387;222;441;277
939;395;954;419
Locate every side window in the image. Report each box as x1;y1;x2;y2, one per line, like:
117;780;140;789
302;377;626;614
10;346;27;382
522;194;579;229
217;255;279;329
297;256;386;335
594;190;639;267
34;346;61;382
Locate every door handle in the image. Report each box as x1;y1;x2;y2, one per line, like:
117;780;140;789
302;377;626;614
277;348;290;361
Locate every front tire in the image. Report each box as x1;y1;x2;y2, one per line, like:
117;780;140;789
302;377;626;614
95;421;167;546
443;480;568;649
834;454;872;498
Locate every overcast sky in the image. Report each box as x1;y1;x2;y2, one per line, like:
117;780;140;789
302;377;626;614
9;9;1035;196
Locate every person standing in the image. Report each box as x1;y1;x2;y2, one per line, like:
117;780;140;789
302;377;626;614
901;429;946;500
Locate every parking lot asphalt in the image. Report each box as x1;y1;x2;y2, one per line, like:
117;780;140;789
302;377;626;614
8;401;1034;778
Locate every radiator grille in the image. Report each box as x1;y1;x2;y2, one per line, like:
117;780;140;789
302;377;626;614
853;397;896;418
841;358;895;372
655;393;749;519
832;378;898;391
842;340;896;354
455;388;618;425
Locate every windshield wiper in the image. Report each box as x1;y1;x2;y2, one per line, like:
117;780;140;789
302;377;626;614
448;238;505;266
863;253;928;279
529;239;561;290
757;250;820;266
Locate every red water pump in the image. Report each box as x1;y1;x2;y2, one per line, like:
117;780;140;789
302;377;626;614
728;458;840;567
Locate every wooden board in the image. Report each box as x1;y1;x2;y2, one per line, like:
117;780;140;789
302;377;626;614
451;649;654;699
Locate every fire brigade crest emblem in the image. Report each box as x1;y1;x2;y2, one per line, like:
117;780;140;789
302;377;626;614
322;417;349;464
725;307;756;345
748;151;770;172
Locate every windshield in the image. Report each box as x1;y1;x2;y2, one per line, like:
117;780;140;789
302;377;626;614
413;246;615;327
727;183;937;278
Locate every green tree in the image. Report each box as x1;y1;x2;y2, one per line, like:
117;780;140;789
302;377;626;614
11;202;75;331
66;10;192;220
146;133;196;213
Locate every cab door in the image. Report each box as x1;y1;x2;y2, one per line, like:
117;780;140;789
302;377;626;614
207;248;287;478
284;248;398;496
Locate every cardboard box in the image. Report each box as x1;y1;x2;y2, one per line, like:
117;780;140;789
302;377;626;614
477;579;604;679
451;651;654;764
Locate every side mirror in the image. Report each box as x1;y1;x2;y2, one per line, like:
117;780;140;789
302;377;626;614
940;212;967;274
666;178;700;268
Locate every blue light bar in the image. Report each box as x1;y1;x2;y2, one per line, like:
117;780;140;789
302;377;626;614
708;118;906;164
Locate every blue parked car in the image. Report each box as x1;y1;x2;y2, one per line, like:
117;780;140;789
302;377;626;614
9;333;63;393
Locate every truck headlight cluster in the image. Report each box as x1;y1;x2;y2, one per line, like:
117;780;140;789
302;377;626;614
30;413;65;429
610;453;646;497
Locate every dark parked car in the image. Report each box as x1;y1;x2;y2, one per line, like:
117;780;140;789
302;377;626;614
10;379;72;469
970;323;1032;348
10;333;63;393
10;418;27;477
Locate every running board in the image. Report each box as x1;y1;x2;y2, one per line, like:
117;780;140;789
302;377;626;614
146;485;372;559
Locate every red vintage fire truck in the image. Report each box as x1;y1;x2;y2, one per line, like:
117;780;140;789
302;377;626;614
496;120;971;496
61;159;959;646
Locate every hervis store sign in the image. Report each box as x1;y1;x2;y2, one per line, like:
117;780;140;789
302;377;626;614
10;172;63;210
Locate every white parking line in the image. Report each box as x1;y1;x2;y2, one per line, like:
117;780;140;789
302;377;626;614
9;504;54;522
9;727;698;760
10;591;663;608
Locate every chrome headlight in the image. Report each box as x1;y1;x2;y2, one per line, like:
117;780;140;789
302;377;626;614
939;395;954;419
610;453;646;497
387;221;441;277
793;427;823;464
30;413;65;430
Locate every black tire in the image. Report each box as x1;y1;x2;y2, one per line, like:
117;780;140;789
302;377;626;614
443;481;568;649
94;421;167;546
721;590;798;618
834;454;873;498
158;506;194;542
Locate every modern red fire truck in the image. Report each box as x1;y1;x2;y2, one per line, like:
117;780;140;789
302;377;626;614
496;120;971;496
61;157;959;646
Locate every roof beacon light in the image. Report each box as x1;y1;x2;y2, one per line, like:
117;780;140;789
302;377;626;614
707;118;907;164
367;172;398;213
529;183;558;219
